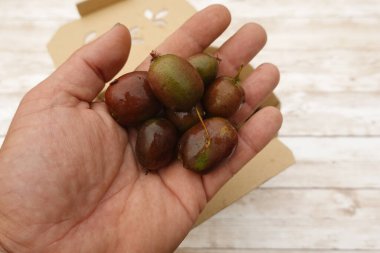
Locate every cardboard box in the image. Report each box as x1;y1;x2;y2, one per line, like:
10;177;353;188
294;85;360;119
47;0;295;226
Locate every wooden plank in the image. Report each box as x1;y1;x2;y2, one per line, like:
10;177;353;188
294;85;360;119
180;189;380;249
0;52;53;93
209;16;380;51
265;160;380;189
0;93;21;136
263;137;380;188
189;0;380;19
214;189;380;219
246;18;380;51
254;49;380;93
2;0;380;20
0;0;78;20
0;20;66;53
278;92;380;136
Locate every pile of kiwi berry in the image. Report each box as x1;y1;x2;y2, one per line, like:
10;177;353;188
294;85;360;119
105;51;245;174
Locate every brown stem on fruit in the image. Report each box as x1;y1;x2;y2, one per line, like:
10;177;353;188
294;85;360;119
150;50;160;62
144;168;150;175
234;64;244;83
195;106;211;147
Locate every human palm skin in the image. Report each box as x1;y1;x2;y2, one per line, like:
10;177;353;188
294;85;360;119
0;5;282;253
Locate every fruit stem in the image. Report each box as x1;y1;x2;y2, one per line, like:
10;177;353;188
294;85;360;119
150;50;160;62
234;64;244;83
195;106;211;147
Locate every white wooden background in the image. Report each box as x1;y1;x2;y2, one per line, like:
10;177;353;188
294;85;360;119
1;0;380;252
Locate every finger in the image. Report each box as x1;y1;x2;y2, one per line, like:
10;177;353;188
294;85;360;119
47;24;131;103
230;63;280;126
216;23;267;77
202;106;283;200
136;4;231;70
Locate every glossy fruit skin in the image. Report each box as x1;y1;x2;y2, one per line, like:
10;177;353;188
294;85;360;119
165;103;205;132
179;117;238;173
203;76;245;118
148;54;204;111
136;118;178;170
105;71;162;127
188;53;219;86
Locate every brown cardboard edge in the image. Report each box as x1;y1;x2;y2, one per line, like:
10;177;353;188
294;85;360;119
77;0;124;17
194;138;295;226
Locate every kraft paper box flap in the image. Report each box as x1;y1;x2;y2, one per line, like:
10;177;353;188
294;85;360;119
47;0;295;225
48;0;196;73
76;0;123;17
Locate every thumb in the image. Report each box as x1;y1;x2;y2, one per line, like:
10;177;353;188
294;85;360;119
46;23;131;103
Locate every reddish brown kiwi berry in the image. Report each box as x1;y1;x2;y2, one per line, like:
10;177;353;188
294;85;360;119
136;118;178;170
178;117;238;173
188;53;220;86
165;103;205;133
148;52;204;111
203;69;245;118
105;71;162;127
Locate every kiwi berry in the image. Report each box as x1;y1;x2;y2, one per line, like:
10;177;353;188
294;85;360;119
178;117;238;173
136;118;178;170
105;71;162;127
148;52;204;111
203;76;245;118
188;53;220;86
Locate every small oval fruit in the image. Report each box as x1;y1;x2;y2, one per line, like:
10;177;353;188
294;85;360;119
105;71;162;127
166;103;205;132
179;117;238;173
188;53;219;86
148;53;204;111
203;76;244;118
136;118;178;170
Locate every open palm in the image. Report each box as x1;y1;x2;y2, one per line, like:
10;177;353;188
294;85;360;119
0;5;281;253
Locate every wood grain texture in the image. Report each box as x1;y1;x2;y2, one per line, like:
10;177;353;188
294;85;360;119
189;0;380;18
180;188;380;249
263;137;380;188
279;92;380;136
0;0;78;20
0;93;22;136
176;250;378;253
1;0;380;252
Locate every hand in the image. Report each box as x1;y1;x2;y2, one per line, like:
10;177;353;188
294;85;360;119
0;5;281;253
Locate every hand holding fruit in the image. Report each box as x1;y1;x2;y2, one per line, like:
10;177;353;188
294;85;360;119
0;5;281;253
105;51;242;173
